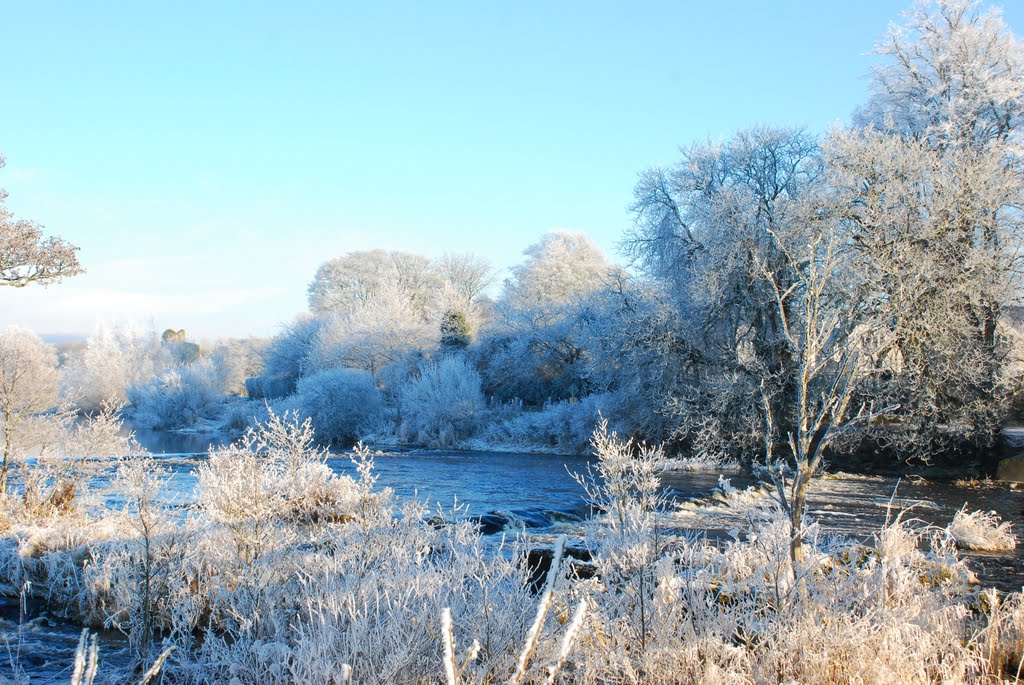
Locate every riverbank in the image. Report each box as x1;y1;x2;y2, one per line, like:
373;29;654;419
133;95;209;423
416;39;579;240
2;416;1022;682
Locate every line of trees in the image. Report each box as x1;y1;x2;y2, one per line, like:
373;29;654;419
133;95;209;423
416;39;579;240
2;0;1021;474
253;1;1022;465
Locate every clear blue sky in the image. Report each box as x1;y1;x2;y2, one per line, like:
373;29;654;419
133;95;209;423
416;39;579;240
2;1;1021;340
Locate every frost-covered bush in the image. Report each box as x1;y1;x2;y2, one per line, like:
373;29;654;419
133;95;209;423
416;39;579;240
472;394;609;454
372;348;429;407
948;506;1017;551
10;402;141;518
294;367;383;444
260;314;322;389
565;423;1023;685
399;355;483;448
4;417;1024;683
221;397;269;432
127;358;224;430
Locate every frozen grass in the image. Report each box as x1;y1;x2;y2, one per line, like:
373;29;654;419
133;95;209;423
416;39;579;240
948;505;1018;552
660;455;742;472
0;415;1022;683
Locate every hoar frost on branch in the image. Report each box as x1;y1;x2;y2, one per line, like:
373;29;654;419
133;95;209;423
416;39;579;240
0;155;83;288
622;0;1024;462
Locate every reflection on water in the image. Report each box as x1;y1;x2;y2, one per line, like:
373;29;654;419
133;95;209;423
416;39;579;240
131;428;231;456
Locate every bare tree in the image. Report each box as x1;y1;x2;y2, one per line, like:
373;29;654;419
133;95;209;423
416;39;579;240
756;220;893;567
624;127;825;459
0;155;83;287
437;252;495;306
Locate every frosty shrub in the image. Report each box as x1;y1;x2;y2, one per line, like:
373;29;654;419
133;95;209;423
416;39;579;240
220;396;269;432
10;401;141;519
473;394;608;454
2;414;1024;682
576;420;667;659
399;355;483;448
0;410;549;683
564;422;1024;684
947;506;1017;551
127;358;224;430
102;457;180;660
295;367;383;444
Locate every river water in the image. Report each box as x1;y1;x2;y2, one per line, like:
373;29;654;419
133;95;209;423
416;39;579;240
129;431;1024;589
2;431;1022;680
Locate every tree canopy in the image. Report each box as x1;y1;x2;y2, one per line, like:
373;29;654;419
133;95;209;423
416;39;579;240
0;155;83;288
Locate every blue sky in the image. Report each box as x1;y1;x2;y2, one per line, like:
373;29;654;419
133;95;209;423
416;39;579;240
3;1;1021;340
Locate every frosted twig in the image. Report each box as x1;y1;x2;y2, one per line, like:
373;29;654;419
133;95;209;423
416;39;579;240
543;598;588;685
442;607;458;685
508;535;565;685
139;645;176;685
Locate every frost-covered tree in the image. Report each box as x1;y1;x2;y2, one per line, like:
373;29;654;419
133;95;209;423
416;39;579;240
572;275;695;443
439;309;471;352
826;129;1020;454
437;252;494;309
435;252;495;336
62;325;170;413
624;127;826;458
477;315;593;406
477;231;617;407
843;0;1024;454
209;337;268;396
307;282;438;376
258;314;322;393
303;251;493;378
755;215;894;566
857;0;1024;151
307;250;442;317
0;155;83;288
501;230;616;327
0;327;59;492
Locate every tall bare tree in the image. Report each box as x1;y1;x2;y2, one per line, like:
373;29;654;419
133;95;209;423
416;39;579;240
624;127;825;460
